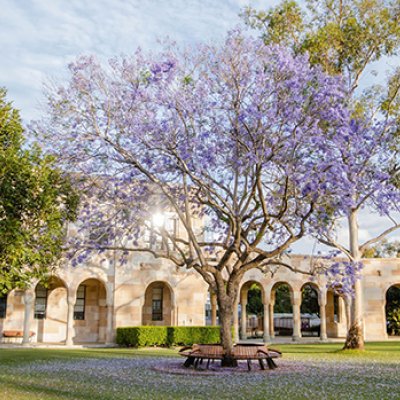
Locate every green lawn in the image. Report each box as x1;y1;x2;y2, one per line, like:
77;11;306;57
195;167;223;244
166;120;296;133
0;342;399;400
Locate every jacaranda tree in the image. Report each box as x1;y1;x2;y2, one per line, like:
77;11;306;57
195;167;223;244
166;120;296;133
243;0;400;350
322;87;400;349
35;31;353;364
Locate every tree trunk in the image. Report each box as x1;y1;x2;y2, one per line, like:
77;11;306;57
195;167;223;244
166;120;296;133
343;279;365;350
218;300;238;367
343;210;365;350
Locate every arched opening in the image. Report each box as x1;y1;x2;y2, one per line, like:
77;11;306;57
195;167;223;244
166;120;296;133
73;278;107;343
271;282;293;337
386;285;400;336
239;281;264;339
142;281;173;326
300;283;320;337
34;277;68;343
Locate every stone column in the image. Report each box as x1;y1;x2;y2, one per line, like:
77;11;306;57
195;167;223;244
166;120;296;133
105;303;114;345
22;289;35;345
211;293;217;326
345;295;352;330
240;290;247;340
269;301;275;338
233;297;239;343
319;291;327;341
66;294;75;346
105;283;115;344
170;300;176;327
292;290;302;341
263;301;270;343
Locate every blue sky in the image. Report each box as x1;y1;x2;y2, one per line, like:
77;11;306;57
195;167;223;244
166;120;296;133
1;0;396;120
0;0;276;121
1;0;398;252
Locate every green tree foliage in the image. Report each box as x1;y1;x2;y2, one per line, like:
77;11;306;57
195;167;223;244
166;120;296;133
301;284;319;315
386;286;400;335
0;89;78;293
274;285;292;314
364;239;400;258
242;0;400;92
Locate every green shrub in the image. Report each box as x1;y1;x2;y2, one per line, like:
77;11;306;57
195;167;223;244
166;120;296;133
116;326;220;347
167;326;220;346
116;326;168;347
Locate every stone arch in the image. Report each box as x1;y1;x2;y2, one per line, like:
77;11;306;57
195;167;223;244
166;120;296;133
240;280;267;302
72;278;108;343
34;276;68;343
239;280;265;339
142;281;175;326
385;284;400;336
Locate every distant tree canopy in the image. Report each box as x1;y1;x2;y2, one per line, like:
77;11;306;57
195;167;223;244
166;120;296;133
242;0;400;92
274;285;292;314
246;284;263;316
363;239;400;258
0;89;79;293
301;284;319;315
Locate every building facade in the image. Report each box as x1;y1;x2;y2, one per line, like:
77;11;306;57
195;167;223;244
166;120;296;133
0;253;399;344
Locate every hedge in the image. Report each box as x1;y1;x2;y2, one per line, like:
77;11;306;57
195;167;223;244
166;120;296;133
168;326;220;346
116;326;168;347
116;326;220;347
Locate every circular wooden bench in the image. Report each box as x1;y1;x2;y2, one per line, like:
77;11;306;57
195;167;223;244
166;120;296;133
179;343;281;370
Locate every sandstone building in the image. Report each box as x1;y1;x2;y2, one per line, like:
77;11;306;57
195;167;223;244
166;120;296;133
1;252;399;344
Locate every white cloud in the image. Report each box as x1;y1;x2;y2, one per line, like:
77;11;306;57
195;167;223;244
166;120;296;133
0;0;276;120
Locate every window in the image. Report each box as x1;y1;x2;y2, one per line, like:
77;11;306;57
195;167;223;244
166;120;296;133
152;287;163;321
165;217;178;238
0;294;7;319
144;227;160;250
74;285;86;320
34;284;48;319
144;214;178;251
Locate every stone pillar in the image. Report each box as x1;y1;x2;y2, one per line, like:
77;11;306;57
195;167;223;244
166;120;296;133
22;289;35;345
240;290;247;340
105;283;115;344
66;294;75;346
233;297;239;343
319;291;327;341
105;303;114;345
345;295;351;330
263;301;270;343
211;293;217;326
292;290;302;341
269;301;275;338
170;300;176;327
